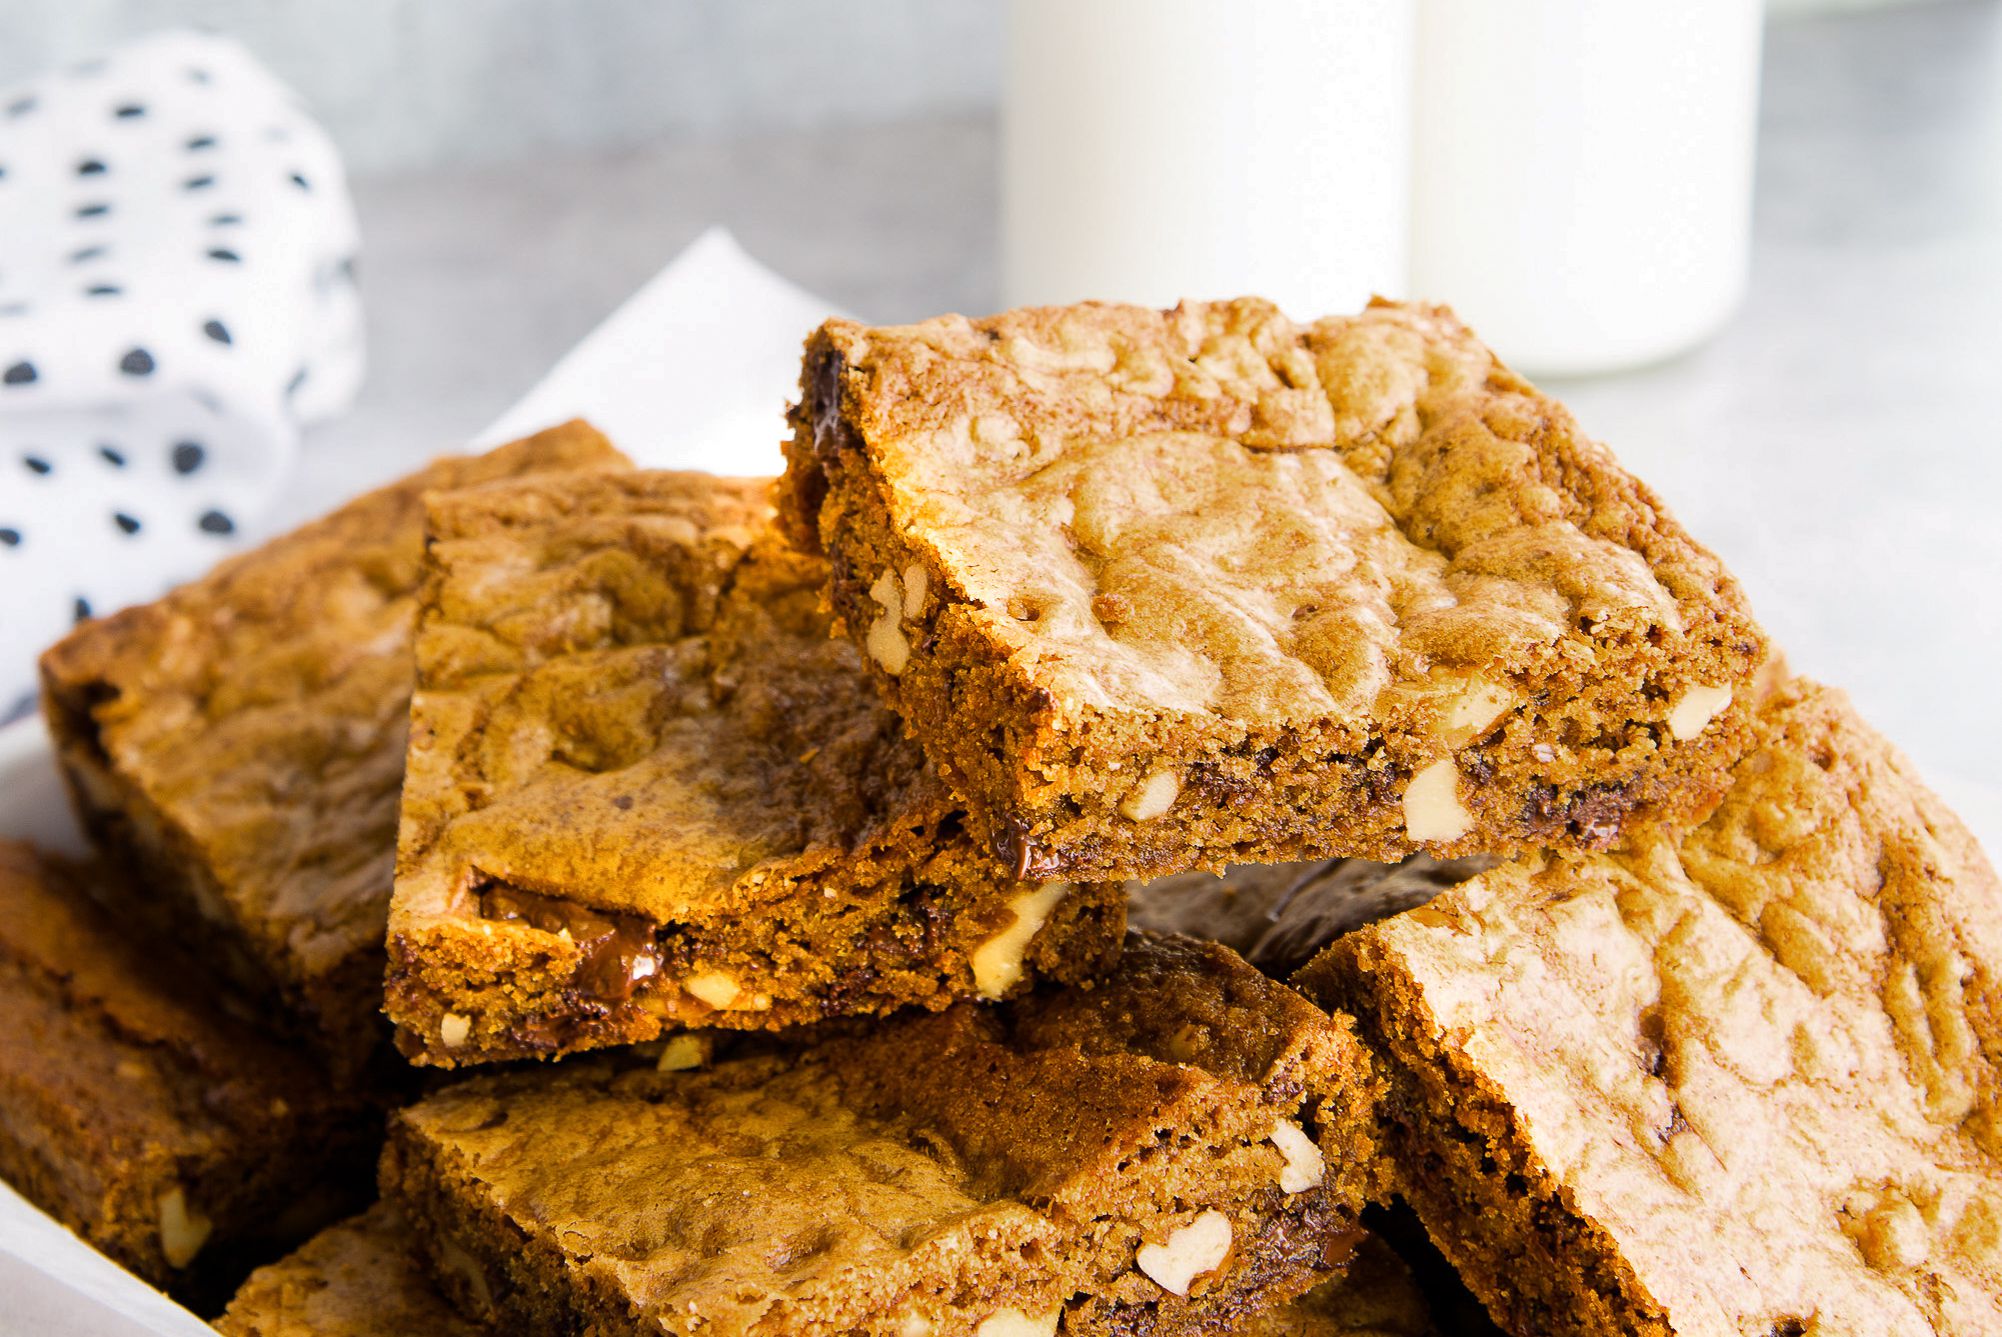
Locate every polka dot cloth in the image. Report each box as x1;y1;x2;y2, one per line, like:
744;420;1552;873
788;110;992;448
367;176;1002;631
0;31;363;709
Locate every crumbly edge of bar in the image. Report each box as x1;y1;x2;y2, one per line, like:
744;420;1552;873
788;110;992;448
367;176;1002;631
785;339;1758;880
386;877;1125;1067
1298;937;1669;1337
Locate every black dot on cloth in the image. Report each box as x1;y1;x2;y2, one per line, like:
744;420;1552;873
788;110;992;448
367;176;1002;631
3;362;36;385
171;441;205;474
0;528;17;547
290;172;310;191
184;175;215;191
84;284;121;298
76;158;107;176
23;455;50;475
75;202;110;219
70;246;107;264
285;367;308;397
186;134;217;151
99;444;125;467
202;319;232;345
112;512;140;535
6;97;35;118
113;103;146;119
209;213;241;227
118;348;155;376
207;247;240;264
197;509;234;536
72;597;91;622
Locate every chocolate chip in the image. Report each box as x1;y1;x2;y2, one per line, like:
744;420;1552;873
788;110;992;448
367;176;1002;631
73;597;92;621
98;444;124;467
0;528;18;547
197;509;234;535
290;171;310;191
70;246;107;264
112;512;140;535
22;455;49;475
2;361;35;386
186;134;216;150
206;247;240;263
76;158;107;176
184;175;215;191
201;319;231;345
75;202;110;218
171;441;205;474
118;347;154;376
113;103;145;119
84;284;121;297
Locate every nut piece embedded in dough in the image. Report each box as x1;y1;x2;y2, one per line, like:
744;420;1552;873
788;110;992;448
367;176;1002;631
157;1186;211;1268
656;1034;711;1071
1118;768;1181;821
976;1309;1059;1337
684;970;742;1010
1136;1209;1233;1296
971;884;1070;999
1667;684;1733;740
867;569;911;674
1433;676;1514;744
1403;758;1472;842
901;563;930;619
439;1012;471;1049
1268;1118;1325;1193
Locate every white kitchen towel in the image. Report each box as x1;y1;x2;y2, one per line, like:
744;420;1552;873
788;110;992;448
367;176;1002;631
0;30;362;708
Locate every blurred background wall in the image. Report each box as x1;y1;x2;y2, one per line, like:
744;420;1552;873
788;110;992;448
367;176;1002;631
0;0;1002;172
0;0;1929;174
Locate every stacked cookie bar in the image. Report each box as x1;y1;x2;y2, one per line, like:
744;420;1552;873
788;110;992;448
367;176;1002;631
7;295;1995;1335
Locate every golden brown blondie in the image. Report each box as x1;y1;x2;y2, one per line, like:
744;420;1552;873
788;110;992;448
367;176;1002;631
783;299;1765;880
214;1205;487;1337
0;840;375;1308
382;934;1382;1336
37;422;625;1069
1299;679;2002;1335
387;468;1121;1067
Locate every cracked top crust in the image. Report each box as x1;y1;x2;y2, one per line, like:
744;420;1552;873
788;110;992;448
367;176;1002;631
395;468;966;929
1319;679;2002;1334
790;298;1759;730
36;422;625;1003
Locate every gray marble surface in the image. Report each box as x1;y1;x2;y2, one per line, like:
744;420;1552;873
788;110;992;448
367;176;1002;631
292;0;2002;792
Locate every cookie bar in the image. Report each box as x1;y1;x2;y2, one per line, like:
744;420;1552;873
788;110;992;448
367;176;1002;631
212;1208;1433;1337
215;1204;486;1337
0;840;376;1306
37;421;624;1070
783;298;1765;879
1129;856;1492;980
385;468;1122;1067
1298;679;2002;1335
382;933;1381;1336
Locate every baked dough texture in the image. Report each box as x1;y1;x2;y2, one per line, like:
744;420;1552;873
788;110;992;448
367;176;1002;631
37;421;626;1069
387;467;1122;1067
383;934;1381;1336
1302;678;2002;1336
783;298;1765;880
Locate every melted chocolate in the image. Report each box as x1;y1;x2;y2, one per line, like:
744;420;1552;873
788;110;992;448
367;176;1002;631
478;883;662;1002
